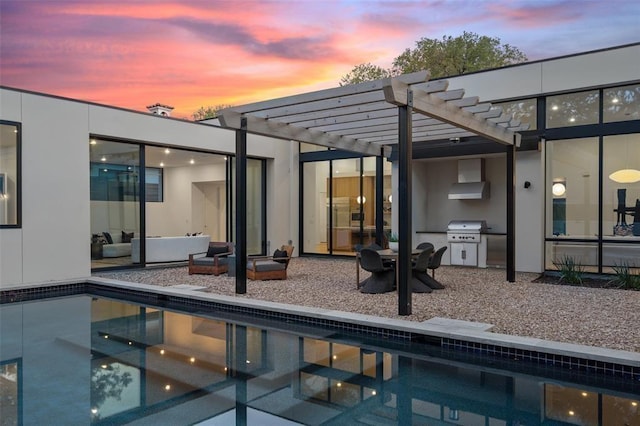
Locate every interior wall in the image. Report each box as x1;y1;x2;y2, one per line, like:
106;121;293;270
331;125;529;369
146;163;226;238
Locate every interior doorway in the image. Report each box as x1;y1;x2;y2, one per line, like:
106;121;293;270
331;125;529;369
193;181;226;241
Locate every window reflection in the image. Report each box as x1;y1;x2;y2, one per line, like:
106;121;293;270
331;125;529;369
0;122;20;226
0;361;19;425
493;98;537;130
546;90;599;128
604;84;640;123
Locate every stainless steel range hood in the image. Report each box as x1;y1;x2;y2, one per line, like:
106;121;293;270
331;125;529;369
448;158;490;200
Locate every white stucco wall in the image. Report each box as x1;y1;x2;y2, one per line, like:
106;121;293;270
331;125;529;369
0;88;295;287
446;44;640;101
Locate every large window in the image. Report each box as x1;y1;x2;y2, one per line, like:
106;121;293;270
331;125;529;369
229;156;266;256
302;156;391;256
546;90;599;128
545;138;599;270
545;134;640;272
602;134;640;269
0;121;20;227
90;140;141;268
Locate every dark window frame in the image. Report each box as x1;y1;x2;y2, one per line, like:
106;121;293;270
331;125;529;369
0;120;22;229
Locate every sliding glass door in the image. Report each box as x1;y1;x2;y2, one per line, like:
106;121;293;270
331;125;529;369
90;140;141;269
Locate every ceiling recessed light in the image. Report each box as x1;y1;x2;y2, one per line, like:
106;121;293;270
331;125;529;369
190;159;195;164
569;117;575;122
160;162;164;167
90;140;97;145
551;105;558;111
101;156;106;161
164;148;170;154
611;98;619;104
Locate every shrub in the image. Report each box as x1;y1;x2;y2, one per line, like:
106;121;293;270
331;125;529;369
552;255;585;285
609;262;640;290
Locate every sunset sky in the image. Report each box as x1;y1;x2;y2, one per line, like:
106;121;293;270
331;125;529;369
1;0;639;119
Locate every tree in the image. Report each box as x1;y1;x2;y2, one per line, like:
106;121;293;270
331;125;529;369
340;32;527;85
339;63;392;86
191;104;234;121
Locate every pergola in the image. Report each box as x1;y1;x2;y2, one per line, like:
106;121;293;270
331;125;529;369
218;71;525;315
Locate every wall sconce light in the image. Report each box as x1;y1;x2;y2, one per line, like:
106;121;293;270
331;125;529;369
552;181;566;197
356;195;366;204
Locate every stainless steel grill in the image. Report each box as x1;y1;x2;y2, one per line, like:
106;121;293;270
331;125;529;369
446;220;487;243
447;220;487;267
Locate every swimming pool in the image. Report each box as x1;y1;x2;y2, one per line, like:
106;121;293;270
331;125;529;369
1;282;639;425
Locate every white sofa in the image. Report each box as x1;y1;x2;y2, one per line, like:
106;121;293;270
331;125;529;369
101;232;133;258
131;235;210;263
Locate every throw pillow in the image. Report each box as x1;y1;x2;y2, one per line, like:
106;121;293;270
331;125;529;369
103;232;113;244
122;231;134;243
273;249;288;264
207;245;229;257
93;234;108;244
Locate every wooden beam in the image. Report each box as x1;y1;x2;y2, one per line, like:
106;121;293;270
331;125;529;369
243;114;381;155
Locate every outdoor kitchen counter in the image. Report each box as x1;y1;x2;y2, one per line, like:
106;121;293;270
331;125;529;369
415;231;508;268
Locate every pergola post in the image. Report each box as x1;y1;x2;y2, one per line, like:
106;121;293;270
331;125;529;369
235;117;247;293
506;142;516;282
375;154;384;247
398;94;413;316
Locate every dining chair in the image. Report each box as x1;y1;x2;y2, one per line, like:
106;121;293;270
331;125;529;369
358;248;396;293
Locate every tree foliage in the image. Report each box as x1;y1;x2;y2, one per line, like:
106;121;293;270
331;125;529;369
191;104;234;121
339;62;392;86
340;32;527;85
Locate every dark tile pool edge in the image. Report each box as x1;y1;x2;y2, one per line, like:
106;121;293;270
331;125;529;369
2;279;639;382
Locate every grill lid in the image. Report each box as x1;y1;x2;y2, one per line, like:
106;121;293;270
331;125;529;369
447;220;488;232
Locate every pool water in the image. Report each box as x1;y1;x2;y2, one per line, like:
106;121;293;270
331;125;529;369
1;293;639;425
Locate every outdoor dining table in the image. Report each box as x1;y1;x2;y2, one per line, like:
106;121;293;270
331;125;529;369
356;248;422;289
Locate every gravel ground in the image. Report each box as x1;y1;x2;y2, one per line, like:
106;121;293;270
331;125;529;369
95;257;640;353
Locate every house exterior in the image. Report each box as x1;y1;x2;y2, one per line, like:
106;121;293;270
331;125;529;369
1;43;638;288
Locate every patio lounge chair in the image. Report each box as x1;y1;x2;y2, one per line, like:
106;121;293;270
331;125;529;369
359;248;395;294
188;242;234;276
247;245;294;280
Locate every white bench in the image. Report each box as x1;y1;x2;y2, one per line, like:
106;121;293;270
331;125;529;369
131;235;210;263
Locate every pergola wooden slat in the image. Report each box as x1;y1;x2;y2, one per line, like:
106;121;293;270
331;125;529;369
218;71;524;315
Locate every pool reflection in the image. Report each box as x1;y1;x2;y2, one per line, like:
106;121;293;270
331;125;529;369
0;295;638;425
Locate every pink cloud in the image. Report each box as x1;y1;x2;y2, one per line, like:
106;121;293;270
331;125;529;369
2;0;638;118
